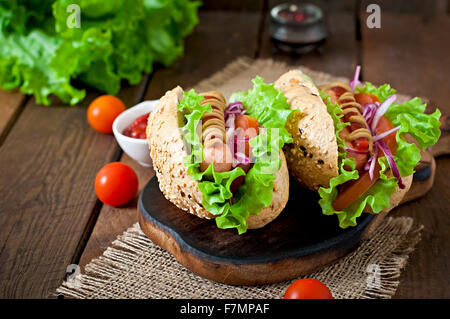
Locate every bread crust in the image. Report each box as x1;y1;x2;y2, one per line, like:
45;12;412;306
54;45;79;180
247;151;289;229
146;87;289;229
147;87;212;219
275;70;339;191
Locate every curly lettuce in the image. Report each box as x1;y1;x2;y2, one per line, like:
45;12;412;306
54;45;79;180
0;0;200;105
318;82;441;228
178;77;296;234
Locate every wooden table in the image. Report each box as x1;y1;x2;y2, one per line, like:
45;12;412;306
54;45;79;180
0;4;449;298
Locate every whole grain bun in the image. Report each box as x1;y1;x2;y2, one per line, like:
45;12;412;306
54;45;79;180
274;70;339;190
369;173;413;214
247;151;289;229
146;86;289;229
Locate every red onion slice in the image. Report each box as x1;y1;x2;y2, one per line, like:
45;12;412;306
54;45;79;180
228;101;244;109
372;126;400;142
234;152;250;166
377;139;405;189
368;152;377;181
362;103;377;125
225;101;245;116
349;65;362;92
345;147;369;155
371;95;397;132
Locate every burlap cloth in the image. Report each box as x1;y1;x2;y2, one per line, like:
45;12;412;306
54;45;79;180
57;58;423;299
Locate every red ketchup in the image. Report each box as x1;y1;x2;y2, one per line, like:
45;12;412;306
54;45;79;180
122;113;151;139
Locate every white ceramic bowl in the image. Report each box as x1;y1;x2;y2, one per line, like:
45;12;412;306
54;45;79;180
112;100;159;167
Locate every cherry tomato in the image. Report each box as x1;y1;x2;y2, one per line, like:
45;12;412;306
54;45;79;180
95;162;138;207
284;279;333;299
355;93;380;105
87;95;126;133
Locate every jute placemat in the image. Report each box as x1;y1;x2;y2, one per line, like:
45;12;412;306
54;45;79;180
57;58;422;299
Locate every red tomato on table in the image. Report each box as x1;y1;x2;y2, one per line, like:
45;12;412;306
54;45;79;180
95;162;138;207
284;279;333;299
87;95;126;134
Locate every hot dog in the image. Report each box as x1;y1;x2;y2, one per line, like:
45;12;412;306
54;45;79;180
275;67;441;229
198;91;232;173
319;83;371;171
147;76;294;234
199;92;259;193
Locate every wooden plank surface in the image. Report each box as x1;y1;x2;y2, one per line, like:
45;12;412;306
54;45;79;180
0;90;27;146
361;12;450;299
78;10;262;270
259;5;359;78
0;79;148;298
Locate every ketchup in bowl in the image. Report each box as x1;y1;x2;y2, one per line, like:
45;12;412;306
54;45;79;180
122;113;151;139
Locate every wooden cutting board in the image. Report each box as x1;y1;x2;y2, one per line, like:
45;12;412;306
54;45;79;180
138;116;448;285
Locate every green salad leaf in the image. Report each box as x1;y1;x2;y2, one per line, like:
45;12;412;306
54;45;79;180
319;82;441;228
178;77;296;234
0;0;200;105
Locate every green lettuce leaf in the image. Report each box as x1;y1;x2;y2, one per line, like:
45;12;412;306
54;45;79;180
0;0;200;105
230;76;294;147
355;82;396;102
179;77;295;234
319;82;441;228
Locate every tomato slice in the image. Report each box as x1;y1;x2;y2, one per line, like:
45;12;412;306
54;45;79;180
235;115;259;134
332;161;381;212
234;115;259;157
228;115;259;194
375;116;397;155
354;93;380;105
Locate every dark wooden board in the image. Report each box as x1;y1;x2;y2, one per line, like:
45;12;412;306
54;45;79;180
138;176;376;285
137;144;437;286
